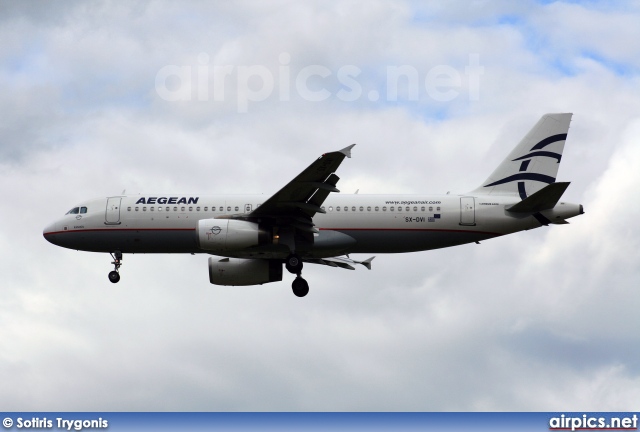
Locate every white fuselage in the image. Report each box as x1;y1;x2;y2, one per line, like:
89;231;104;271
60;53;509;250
43;193;579;258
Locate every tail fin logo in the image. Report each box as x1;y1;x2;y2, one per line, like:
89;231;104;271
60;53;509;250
470;113;572;198
483;133;567;190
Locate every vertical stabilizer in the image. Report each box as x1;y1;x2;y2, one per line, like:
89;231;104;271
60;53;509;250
470;113;572;198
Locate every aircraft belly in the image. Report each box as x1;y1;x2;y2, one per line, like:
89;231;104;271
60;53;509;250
49;228;199;253
332;229;500;253
310;230;357;257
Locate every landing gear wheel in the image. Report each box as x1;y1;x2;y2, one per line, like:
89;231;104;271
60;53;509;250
285;254;303;274
292;277;309;297
109;251;123;283
108;271;120;283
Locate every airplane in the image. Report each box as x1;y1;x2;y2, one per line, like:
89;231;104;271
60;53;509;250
43;113;584;297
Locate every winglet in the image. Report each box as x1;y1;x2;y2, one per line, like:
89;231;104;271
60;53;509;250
361;256;375;270
339;144;356;158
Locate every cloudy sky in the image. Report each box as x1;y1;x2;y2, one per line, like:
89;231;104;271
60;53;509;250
1;0;639;411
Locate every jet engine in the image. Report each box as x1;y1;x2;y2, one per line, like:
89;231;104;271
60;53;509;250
208;257;283;286
198;219;269;252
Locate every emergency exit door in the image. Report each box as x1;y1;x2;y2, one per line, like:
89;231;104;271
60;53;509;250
105;197;122;225
460;197;476;226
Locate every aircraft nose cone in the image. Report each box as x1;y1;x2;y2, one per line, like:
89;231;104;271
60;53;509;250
43;222;58;245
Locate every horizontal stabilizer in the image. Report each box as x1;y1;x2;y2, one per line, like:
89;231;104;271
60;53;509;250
507;182;570;213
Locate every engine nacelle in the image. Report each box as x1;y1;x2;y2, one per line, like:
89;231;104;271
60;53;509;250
198;219;268;252
208;257;283;286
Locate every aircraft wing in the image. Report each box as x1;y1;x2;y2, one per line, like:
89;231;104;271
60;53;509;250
305;256;375;270
248;144;355;231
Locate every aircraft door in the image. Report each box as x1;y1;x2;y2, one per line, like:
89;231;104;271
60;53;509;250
105;197;122;225
460;197;476;226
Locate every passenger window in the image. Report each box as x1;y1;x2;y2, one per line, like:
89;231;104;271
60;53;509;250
375;206;379;211
437;207;441;211
344;206;348;212
421;206;425;211
352;206;356;212
328;206;333;212
181;207;185;211
321;206;325;212
429;206;433;212
235;206;239;211
127;207;131;211
406;206;410;212
227;206;231;211
203;207;206;211
367;206;371;211
173;207;177;211
135;207;139;211
166;207;170;212
158;207;163;212
390;206;394;211
189;207;193;211
336;206;341;211
382;206;387;211
143;207;147;211
359;206;364;211
413;206;417;212
150;207;154;211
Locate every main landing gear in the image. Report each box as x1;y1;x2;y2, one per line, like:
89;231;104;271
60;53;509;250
108;251;122;283
286;254;309;297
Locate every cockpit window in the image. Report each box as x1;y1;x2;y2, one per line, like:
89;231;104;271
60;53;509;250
66;206;88;215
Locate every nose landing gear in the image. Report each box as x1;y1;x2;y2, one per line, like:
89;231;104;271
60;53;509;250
108;251;122;283
286;254;309;297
